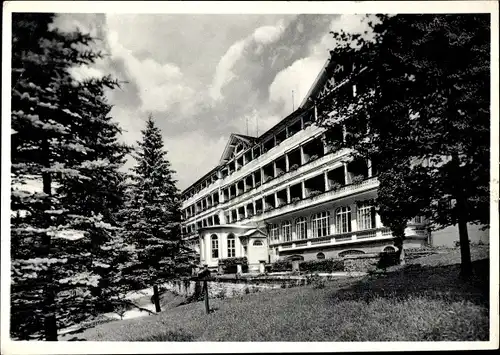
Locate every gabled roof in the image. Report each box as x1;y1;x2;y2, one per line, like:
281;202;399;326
299;57;336;109
219;133;257;165
242;228;266;237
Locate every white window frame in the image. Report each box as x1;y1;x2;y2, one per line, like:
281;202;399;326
311;211;330;238
335;206;351;234
282;221;292;242
269;224;280;242
357;203;374;230
295;217;308;240
227;234;236;258
211;234;219;259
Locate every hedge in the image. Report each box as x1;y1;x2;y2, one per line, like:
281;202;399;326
299;259;345;273
218;257;249;274
269;259;292;272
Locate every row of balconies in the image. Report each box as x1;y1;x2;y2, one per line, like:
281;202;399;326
181;176;377;241
182;113;314;201
183;127;347;221
223;160;372;224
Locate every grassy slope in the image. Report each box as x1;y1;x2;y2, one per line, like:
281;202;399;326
64;246;490;342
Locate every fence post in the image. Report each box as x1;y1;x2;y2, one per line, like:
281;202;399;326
153;285;161;313
203;279;210;314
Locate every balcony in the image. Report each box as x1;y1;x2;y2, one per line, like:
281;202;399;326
274;228;394;251
247;176;379;223
221;147;352;209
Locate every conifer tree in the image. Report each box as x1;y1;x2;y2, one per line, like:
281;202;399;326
11;13;132;339
121;115;187;289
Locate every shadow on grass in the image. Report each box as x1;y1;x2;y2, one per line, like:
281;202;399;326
134;330;195;341
329;259;489;306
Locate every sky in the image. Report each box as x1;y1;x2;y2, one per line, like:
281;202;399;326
51;13;373;191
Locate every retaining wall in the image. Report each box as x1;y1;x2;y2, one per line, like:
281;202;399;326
160;276;312;300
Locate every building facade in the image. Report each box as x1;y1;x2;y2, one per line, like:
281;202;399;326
180;58;430;271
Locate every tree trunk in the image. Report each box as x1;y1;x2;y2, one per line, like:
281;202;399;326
393;231;406;265
457;198;473;279
153;285;161;313
452;155;473;279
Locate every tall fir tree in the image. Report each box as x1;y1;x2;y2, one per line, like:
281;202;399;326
316;14;490;276
11;13;132;340
121;115;188;290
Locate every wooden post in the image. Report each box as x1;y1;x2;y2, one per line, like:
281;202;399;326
203;280;210;314
153;285;161;313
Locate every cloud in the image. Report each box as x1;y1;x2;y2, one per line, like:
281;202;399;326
209;39;247;101
67;65;104;81
269;56;326;116
106;31;197;114
49;13;348;190
209;18;290;101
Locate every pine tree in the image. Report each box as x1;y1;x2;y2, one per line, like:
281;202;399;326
317;14;490;276
11;13;132;339
121;115;188;289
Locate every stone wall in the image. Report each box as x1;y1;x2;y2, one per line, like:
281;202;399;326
160;277;290;300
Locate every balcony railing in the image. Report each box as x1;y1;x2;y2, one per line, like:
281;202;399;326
247;177;378;223
221;148;352;209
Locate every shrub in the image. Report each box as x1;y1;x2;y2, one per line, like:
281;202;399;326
300;258;345;273
255;209;262;215
218;257;249;274
291;196;301;204
265;205;274;212
304;121;312;127
290;164;300;171
270;259;292;272
278;170;286;177
377;252;399;270
308;154;319;163
351;175;365;184
308;190;322;198
329;181;342;191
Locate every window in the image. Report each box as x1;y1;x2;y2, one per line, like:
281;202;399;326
295;217;308;240
335;206;351;234
227;234;236;258
316;252;326;260
339;250;365;258
357;203;375;230
282;221;292;242
311;211;330;238
268;224;280;242
383;246;396;253
211;234;219;259
253;240;263;246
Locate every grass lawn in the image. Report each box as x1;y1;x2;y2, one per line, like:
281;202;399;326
63;246;490;342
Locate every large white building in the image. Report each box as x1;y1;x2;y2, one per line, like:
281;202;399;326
179;58;485;272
